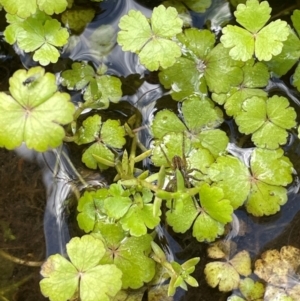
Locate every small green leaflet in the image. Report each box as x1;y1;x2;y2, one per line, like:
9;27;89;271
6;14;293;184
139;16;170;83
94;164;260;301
204;250;251;292
5;11;69;65
117;5;183;71
100;234;156;289
40;235;122;301
83;75;122;109
77;189;109;233
119;189;161;236
61;7;95;33
166;184;232;242
0;0;68;18
221;0;289;61
61;61;122;109
235;95;296;149
77;116;126;170
245;148;293;216
61;62;95;90
163;0;211;13
232;278;265;301
0;67;75;151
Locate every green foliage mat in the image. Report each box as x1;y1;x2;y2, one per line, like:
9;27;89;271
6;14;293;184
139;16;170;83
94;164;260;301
0;0;300;300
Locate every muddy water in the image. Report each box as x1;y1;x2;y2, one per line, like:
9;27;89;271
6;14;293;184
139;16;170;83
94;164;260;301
1;0;300;300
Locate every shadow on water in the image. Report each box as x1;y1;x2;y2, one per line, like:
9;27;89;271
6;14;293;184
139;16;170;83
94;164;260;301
1;0;300;300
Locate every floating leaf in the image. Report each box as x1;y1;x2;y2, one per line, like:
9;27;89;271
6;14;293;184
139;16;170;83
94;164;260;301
204;250;251;292
182;95;223;132
292;63;300;92
61;7;95;33
158;57;208;100
61;62;95;90
40;235;122;301
212;59;269;115
250;148;293;186
10;11;69;65
222;88;268;117
74;115;101;145
221;0;289;61
267;30;300;76
120;189;161;236
151;110;186;139
245;148;293;216
166;196;198;233
238;278;265;301
79;118;125;170
101;119;126;149
117;5;183;71
4;14;26;44
209;155;251;209
82;142;115;170
181;0;211;12
193;211;224;241
235;95;296;149
77;189;109;232
0;67;74;151
100;234;156;289
103;184;132;220
194;129;229;158
200;183;233;224
83;75;122;109
0;0;67;18
204;43;244;93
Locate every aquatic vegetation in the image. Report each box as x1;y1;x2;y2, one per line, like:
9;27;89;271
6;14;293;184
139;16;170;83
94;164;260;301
0;0;300;299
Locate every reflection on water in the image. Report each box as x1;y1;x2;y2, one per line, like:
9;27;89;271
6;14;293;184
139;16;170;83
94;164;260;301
15;144;105;257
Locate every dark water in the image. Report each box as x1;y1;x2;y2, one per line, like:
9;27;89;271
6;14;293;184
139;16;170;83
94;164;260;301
1;0;300;300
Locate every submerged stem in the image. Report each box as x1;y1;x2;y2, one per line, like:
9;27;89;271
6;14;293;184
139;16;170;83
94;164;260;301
0;249;43;267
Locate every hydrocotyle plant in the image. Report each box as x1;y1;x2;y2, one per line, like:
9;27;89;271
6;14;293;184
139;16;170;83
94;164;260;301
0;0;300;299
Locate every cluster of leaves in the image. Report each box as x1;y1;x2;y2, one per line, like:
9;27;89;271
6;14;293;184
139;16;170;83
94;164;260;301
1;0;105;65
61;62;122;110
75;183;199;296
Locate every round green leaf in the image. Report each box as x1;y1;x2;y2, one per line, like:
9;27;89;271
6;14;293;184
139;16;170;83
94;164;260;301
0;67;75;151
117;5;183;71
204;261;240;291
67;235;106;271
